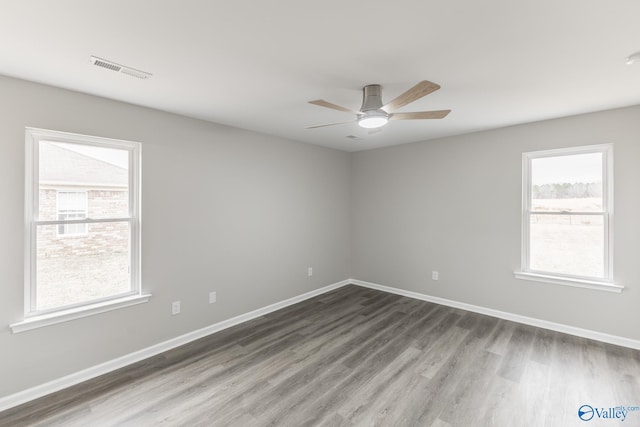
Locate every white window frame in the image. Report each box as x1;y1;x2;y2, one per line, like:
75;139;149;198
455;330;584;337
514;144;622;293
11;128;149;333
56;190;88;236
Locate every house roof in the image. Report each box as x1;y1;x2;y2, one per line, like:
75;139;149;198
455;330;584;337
39;142;128;188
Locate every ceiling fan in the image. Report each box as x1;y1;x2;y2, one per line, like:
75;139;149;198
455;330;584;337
306;80;450;130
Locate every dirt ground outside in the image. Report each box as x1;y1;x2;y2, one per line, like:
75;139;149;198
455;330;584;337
36;252;130;310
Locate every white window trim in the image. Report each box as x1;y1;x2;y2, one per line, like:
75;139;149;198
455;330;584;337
513;272;622;293
18;127;146;331
514;144;622;293
9;294;151;333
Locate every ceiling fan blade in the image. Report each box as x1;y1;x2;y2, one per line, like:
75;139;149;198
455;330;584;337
308;99;360;115
382;80;441;113
306;120;355;129
390;110;451;120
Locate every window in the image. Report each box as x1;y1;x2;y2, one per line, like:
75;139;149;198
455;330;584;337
57;191;88;235
14;128;147;332
516;144;621;292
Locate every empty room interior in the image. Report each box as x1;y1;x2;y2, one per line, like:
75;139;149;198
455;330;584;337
1;1;640;426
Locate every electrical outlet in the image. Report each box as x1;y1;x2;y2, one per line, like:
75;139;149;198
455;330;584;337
308;267;313;277
432;271;439;281
209;291;217;304
171;301;181;315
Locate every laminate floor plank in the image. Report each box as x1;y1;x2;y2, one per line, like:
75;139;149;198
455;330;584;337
290;312;444;426
316;285;361;302
409;334;495;426
529;327;556;365
289;300;405;359
244;310;407;419
484;319;516;356
475;374;519;427
109;332;306;427
340;303;437;369
358;294;405;315
346;363;428;427
415;326;469;379
605;342;640;377
394;296;433;314
336;346;422;423
517;359;551;427
437;349;501;426
430;419;453;427
496;324;536;383
545;334;596;427
316;413;353;427
380;372;435;427
2;284;639;427
412;310;462;350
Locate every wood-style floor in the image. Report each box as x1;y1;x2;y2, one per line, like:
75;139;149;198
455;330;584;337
1;285;639;427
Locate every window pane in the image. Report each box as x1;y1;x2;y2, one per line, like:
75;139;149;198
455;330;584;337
36;221;131;311
57;191;88;235
531;153;602;212
529;214;604;278
39;141;129;219
58;222;87;235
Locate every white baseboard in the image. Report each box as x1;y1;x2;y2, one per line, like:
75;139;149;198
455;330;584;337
0;279;351;413
3;277;638;413
351;279;640;351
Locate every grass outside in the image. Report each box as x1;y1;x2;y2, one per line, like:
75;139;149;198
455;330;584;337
530;198;605;278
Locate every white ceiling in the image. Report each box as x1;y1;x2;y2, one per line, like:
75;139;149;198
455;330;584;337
1;1;640;152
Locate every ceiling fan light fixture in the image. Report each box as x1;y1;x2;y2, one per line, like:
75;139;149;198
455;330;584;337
307;80;449;131
626;51;640;65
358;111;388;129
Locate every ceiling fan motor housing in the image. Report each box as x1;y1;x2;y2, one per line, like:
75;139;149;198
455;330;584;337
360;85;385;113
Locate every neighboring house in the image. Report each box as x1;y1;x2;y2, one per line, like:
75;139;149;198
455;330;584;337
38;142;129;259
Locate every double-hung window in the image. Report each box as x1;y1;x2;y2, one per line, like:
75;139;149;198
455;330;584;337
13;128;147;333
516;144;621;292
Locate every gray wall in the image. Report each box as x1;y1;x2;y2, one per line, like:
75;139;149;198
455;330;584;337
2;72;639;401
0;75;351;397
351;105;640;341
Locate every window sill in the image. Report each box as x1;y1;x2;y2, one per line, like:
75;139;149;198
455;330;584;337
9;294;152;334
514;272;623;293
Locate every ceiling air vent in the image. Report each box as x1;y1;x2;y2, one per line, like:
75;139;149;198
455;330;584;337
89;56;152;80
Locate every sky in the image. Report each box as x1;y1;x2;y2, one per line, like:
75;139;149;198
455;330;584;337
50;141;129;169
532;152;602;185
